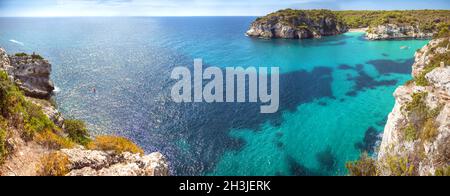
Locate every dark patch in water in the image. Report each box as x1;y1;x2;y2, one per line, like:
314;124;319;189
339;98;345;102
338;64;353;70
286;155;321;176
275;131;283;138
376;116;388;127
366;58;414;75
382;53;389;57
132;66;335;175
316;146;337;171
318;101;327;106
276;141;284;149
354;126;380;154
345;64;398;96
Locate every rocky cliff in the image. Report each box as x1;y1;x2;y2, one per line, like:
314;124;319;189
0;51;54;99
246;9;348;39
377;37;449;175
366;24;434;40
0;48;169;176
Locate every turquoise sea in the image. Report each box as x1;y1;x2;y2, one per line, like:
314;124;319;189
0;17;429;175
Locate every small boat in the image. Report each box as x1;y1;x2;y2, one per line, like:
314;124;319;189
400;46;409;50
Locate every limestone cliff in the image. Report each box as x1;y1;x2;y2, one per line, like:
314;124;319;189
366;24;434;40
246;9;348;39
377;37;449;176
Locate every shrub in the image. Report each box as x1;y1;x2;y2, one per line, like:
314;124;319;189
87;135;144;155
14;52;27;57
346;152;378;176
435;166;450;176
31;53;44;60
385;155;415;176
0;127;6;162
23;103;56;140
36;152;70;176
420;118;438;142
34;129;75;149
403;124;417;141
64;119;90;146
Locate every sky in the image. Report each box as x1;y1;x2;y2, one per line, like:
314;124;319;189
0;0;449;17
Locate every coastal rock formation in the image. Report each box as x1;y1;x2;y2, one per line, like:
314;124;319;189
246;9;348;39
61;148;169;176
366;24;434;40
8;54;55;99
378;37;449;176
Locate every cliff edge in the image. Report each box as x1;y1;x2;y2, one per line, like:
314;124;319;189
246;9;348;39
377;37;449;175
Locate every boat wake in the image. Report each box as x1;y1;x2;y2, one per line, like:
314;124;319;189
9;39;24;46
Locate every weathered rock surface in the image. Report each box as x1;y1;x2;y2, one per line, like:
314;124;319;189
366;24;434;40
378;38;450;176
246;9;348;39
8;54;55;99
62;148;169;176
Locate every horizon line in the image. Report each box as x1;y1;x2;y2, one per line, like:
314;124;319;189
2;9;449;18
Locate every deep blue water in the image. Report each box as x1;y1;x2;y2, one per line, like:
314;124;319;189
0;17;429;175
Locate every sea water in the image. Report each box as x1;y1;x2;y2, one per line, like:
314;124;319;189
0;17;429;175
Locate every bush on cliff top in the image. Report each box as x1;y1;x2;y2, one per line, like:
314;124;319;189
87;135;144;155
0;71;73;149
402;92;442;143
64;119;90;146
346;152;378;176
36;152;70;176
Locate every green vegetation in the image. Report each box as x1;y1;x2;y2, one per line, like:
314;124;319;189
335;10;450;31
36;152;70;176
435;166;450;176
402;92;442;142
31;53;44;60
14;52;44;60
346;152;378;176
0;120;6;162
0;71;73;149
34;129;75;149
259;9;450;33
64;119;90;146
413;36;449;86
434;22;450;39
87;135;144;155
384;155;416;176
259;9;344;32
14;53;27;57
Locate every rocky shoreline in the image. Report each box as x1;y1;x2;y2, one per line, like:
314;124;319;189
246;9;348;39
247;9;449;40
366;24;434;40
377;37;449;175
0;49;169;176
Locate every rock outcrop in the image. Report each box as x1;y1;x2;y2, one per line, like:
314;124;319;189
61;148;169;176
366;24;434;40
246;9;348;39
378;37;449;176
8;54;55;99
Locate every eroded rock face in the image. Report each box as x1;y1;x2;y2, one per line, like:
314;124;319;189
0;48;12;72
246;10;348;39
366;24;434;40
378;38;450;176
8;54;54;99
61;148;169;176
